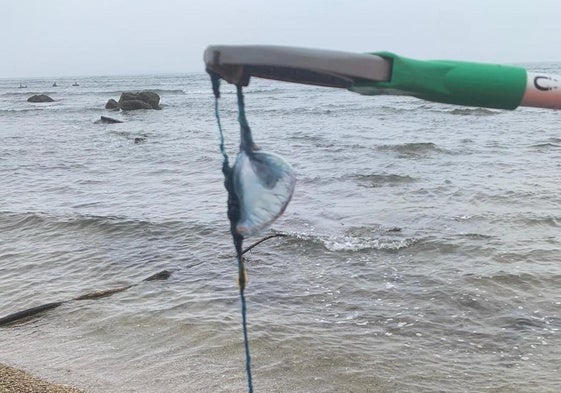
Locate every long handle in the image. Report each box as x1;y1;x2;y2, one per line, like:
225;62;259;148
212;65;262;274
350;52;561;110
204;45;561;110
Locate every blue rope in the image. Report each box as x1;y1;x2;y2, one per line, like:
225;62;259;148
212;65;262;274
239;270;254;393
212;77;254;393
214;89;228;166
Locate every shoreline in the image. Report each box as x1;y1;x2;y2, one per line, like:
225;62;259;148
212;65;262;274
0;363;86;393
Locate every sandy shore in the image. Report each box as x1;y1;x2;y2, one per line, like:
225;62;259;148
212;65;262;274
0;364;86;393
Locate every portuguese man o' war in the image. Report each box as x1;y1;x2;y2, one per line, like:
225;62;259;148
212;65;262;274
210;75;296;240
209;72;296;393
234;149;296;236
233;87;296;237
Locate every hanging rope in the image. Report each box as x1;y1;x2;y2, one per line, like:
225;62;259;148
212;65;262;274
211;73;254;393
212;74;229;170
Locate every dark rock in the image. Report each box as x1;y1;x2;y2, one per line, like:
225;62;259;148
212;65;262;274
27;94;54;103
120;99;153;110
94;116;123;124
118;90;160;110
134;137;146;144
143;270;171;281
137;91;160;109
105;99;120;110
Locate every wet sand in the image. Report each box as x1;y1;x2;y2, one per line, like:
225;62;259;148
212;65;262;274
0;364;85;393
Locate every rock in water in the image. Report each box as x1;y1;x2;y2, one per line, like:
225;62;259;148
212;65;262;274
94;116;123;124
119;99;153;110
136;91;160;109
118;91;161;110
27;94;54;103
105;98;120;110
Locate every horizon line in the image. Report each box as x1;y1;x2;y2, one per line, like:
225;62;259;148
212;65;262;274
0;70;207;81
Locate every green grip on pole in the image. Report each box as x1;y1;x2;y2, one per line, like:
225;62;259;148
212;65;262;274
349;52;528;110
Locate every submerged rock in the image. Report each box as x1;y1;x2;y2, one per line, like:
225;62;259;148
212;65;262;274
94;116;123;124
27;94;54;103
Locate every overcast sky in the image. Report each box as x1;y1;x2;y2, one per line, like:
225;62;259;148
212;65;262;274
2;0;561;78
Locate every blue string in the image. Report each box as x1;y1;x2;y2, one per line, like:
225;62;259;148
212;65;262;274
239;276;254;393
212;81;254;393
214;91;228;166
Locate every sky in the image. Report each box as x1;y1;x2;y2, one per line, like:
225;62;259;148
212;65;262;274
2;0;561;78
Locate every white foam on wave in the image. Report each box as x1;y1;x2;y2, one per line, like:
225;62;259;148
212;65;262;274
322;234;418;252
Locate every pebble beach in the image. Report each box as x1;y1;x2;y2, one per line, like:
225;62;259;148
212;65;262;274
0;364;85;393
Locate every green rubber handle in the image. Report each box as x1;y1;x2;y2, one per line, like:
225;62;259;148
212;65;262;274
349;52;528;110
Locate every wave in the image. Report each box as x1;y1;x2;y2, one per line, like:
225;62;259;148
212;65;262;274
530;142;561;149
448;107;501;116
0;108;46;114
402;234;497;257
279;231;418;252
106;129;150;142
518;215;561;227
376;104;417;114
529;137;561;149
251;105;339;117
0;91;58;97
0;107;109;116
413;104;502;116
152;89;186;95
492;313;560;332
354;173;417;187
245;87;289;95
469;271;560;291
0;210;204;240
458;232;495;240
322;235;417;252
92;89;187;97
377;142;448;157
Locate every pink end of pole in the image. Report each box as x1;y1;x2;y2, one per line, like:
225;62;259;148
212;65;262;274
520;72;561;109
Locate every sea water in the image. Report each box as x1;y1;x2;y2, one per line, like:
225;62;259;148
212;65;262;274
0;67;560;392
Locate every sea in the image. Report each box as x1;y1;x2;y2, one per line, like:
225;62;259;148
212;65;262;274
0;65;560;393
